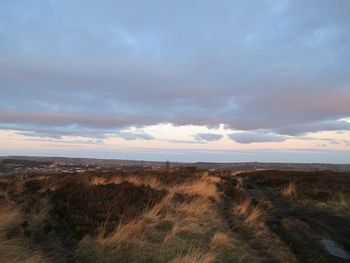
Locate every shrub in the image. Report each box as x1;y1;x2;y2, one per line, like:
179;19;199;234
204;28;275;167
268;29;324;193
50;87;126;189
52;175;167;238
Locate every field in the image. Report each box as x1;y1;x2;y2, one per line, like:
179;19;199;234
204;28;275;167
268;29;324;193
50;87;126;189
0;167;349;262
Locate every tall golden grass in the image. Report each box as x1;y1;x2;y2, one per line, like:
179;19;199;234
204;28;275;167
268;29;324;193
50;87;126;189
235;198;251;216
234;198;269;225
176;196;210;218
281;182;297;199
0;203;48;263
170;248;216;263
170;174;221;202
75;172;242;262
97;194;172;248
210;232;235;251
91;174;163;190
335;192;350;209
92;172;220;200
245;204;266;224
0;203;21;231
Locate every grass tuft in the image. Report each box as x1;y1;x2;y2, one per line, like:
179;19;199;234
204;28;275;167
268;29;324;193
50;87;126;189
281;182;297;199
170;248;216;263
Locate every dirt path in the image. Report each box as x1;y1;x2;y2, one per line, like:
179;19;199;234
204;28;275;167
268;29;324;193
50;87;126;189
236;173;350;263
219;174;297;263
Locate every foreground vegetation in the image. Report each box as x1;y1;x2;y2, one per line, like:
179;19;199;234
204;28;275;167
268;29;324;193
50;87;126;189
228;170;350;262
0;169;252;262
0;168;349;262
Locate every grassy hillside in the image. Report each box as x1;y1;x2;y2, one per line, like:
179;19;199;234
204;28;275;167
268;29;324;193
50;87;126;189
0;169;349;262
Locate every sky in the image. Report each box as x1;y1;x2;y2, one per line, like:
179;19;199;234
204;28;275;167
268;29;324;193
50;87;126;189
0;0;350;163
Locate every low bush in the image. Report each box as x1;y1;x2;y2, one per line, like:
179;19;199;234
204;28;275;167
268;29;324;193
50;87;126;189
53;175;167;238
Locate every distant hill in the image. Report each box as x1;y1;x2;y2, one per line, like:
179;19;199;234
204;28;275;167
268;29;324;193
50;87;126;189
1;156;350;172
0;156;164;167
193;161;350;172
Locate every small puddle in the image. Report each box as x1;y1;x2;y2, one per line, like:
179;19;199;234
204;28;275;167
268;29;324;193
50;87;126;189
320;239;350;260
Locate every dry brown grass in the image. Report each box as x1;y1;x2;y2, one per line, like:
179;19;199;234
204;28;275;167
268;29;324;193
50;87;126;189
1;170;254;263
0;203;48;263
163;221;203;243
97;190;174;248
171;175;221;202
92;172;220;201
235;198;251;216
234;198;269;225
311;191;350;213
335;192;350;209
210;232;235;251
0;243;47;263
98;218;148;247
75;173;245;262
245;204;266;224
96;189;209;248
281;182;297;199
91;175;164;190
0;203;21;231
30;198;50;224
230;196;297;262
175;196;210;218
163;222;180;242
170;248;216;263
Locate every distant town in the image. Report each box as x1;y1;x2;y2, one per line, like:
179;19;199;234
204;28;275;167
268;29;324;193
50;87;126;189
0;157;166;177
1;156;350;177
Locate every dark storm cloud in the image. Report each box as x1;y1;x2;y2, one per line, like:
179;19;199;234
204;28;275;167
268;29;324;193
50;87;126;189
193;133;223;142
228;131;287;144
1;0;350;139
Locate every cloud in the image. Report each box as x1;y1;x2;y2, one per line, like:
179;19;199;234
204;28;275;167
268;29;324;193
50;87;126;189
0;112;156;139
117;131;154;141
17;131;63;139
0;112;152;128
276;120;350;136
164;139;202;144
22;137;104;145
229;131;287;144
0;0;350;139
193;133;223;142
